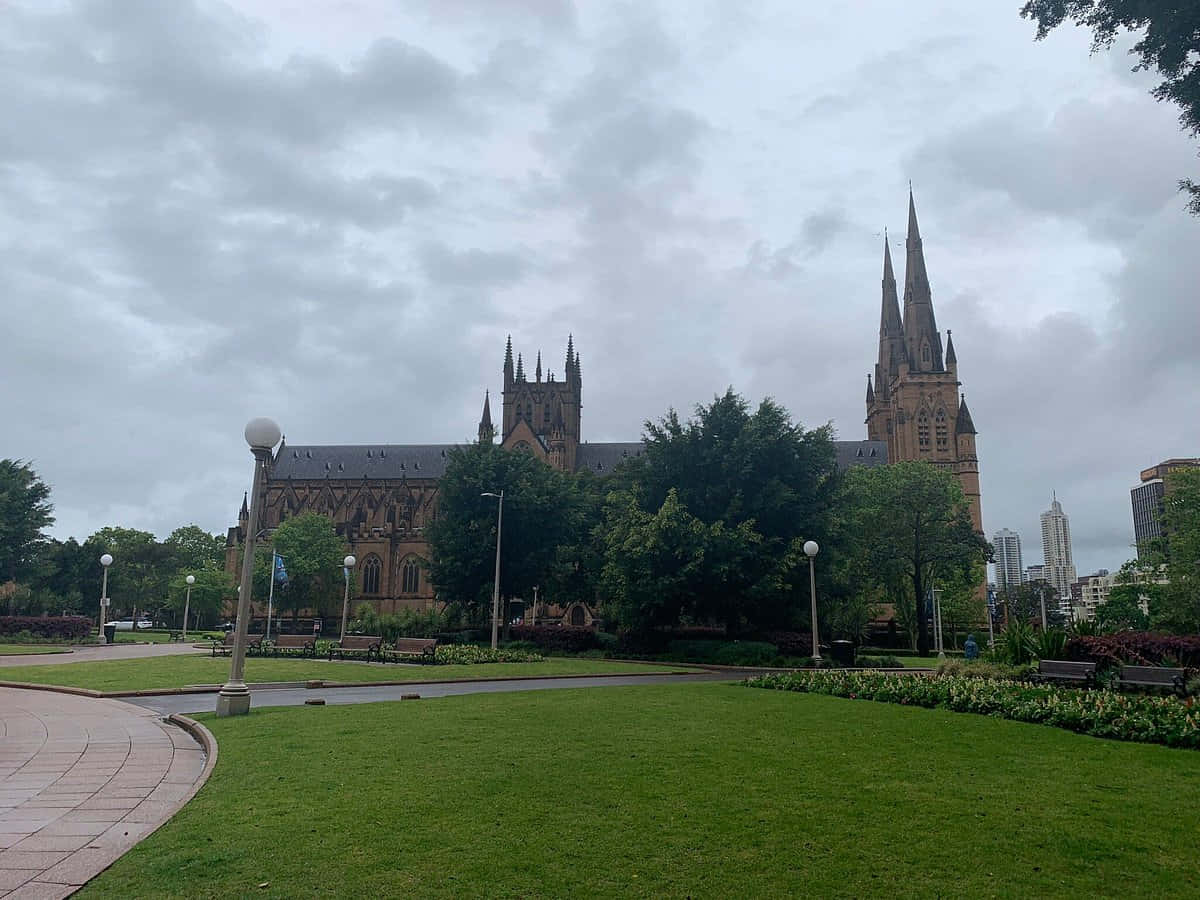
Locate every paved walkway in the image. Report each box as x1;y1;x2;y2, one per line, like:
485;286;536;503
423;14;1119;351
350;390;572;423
0;642;206;669
0;688;211;898
129;669;758;716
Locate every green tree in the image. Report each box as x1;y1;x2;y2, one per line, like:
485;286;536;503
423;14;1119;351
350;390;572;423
166;565;234;630
246;513;347;623
165;525;225;572
1002;580;1062;628
1096;561;1153;632
426;442;587;626
607;389;838;634
1021;0;1200;214
1151;468;1200;631
0;459;55;584
842;461;990;656
90;526;170;622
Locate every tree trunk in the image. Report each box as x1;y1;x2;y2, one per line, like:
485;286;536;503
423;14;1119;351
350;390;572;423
913;570;930;656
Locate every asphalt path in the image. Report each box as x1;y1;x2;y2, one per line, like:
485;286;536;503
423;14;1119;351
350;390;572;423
126;670;760;716
0;641;209;667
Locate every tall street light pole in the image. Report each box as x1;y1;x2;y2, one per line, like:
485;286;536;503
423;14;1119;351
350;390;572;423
98;554;113;637
339;554;357;642
482;491;504;650
804;540;820;662
217;417;281;718
183;574;194;641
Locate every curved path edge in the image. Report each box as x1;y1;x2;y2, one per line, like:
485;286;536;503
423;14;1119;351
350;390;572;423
0;687;216;898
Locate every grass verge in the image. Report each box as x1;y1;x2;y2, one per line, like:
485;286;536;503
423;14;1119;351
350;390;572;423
0;655;695;692
0;644;71;656
80;683;1199;898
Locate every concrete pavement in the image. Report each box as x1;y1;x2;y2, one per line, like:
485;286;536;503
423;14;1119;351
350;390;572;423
0;642;208;669
0;687;212;898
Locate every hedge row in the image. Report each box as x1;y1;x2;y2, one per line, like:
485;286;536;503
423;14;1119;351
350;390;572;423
0;616;91;640
744;670;1200;749
1065;633;1200;670
508;625;602;653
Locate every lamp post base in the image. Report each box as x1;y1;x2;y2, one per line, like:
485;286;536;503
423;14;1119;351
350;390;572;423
215;684;251;717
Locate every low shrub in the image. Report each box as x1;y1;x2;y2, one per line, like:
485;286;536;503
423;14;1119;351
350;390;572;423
744;670;1200;749
665;639;779;667
1065;633;1200;671
759;631;814;656
856;656;904;668
0;616;91;641
936;659;1035;681
614;627;726;655
433;645;544;665
508;625;601;653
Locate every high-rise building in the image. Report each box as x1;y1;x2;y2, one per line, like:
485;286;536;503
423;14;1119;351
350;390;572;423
1131;458;1200;558
992;528;1023;595
1040;494;1076;607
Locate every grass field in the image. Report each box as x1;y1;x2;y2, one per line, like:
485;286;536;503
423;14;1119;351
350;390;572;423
0;655;694;692
79;683;1198;898
0;644;71;655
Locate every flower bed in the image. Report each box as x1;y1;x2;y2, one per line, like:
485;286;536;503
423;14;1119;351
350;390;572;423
744;670;1200;749
433;645;544;665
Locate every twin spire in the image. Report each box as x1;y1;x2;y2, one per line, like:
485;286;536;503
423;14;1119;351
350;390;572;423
873;189;950;395
503;334;580;384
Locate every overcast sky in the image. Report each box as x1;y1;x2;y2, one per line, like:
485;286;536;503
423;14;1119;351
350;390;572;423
3;0;1198;578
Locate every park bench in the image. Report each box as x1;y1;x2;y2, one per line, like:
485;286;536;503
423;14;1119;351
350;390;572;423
1035;659;1097;687
1118;665;1187;696
380;637;438;664
272;634;316;658
211;633;263;657
328;635;382;662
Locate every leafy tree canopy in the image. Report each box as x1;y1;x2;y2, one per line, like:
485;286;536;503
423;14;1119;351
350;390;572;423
1021;0;1200;213
249;512;347;621
0;459;55;583
841;461;990;654
165;525;225;573
1155;468;1200;631
166;565;234;630
426;442;590;624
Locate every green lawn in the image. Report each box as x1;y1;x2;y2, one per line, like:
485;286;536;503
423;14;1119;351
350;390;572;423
0;644;71;655
0;655;693;692
80;684;1198;898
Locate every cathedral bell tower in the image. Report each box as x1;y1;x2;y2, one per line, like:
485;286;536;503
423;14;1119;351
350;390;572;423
500;334;582;471
866;191;983;534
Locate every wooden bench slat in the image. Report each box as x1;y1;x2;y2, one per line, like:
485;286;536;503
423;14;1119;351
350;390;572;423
380;638;438;663
1118;665;1186;694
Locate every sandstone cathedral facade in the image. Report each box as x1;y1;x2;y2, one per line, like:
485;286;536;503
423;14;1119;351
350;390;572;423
226;192;980;622
865;192;983;533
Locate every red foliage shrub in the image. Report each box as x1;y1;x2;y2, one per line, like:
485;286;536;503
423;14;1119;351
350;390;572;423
759;630;815;656
0;616;92;641
508;625;600;653
1065;633;1200;670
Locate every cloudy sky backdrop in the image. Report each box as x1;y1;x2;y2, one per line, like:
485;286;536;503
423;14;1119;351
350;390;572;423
3;0;1198;578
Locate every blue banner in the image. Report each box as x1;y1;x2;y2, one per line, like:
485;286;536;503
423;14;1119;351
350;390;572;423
273;553;289;586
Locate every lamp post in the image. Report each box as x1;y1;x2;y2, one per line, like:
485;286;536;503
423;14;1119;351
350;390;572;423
482;491;504;650
804;540;820;662
339;555;357;642
217;416;281;717
98;553;113;635
183;575;195;641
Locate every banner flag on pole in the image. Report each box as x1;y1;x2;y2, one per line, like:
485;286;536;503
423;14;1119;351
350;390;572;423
273;553;289;587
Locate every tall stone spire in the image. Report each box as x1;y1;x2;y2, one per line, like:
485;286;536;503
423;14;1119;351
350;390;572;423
478;390;494;443
565;334;575;381
865;374;874;404
956;393;977;434
902;189;944;372
503;335;514;384
515;352;524;382
945;329;957;366
535;351;542;382
876;232;905;399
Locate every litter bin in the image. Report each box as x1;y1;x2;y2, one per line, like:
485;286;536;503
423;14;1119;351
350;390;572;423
103;623;116;644
830;640;855;666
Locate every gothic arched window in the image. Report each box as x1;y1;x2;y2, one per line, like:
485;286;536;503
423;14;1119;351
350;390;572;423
917;409;931;450
362;555;382;594
401;558;420;594
935;408;949;451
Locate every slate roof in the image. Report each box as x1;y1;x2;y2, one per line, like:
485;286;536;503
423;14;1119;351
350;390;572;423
267;438;888;482
270;444;455;481
575;442;646;474
835;440;888;469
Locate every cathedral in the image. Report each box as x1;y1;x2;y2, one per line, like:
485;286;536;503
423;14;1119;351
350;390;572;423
865;191;983;533
226;191;980;622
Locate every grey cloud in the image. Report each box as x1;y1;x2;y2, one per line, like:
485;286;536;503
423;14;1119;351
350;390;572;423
418;242;530;287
